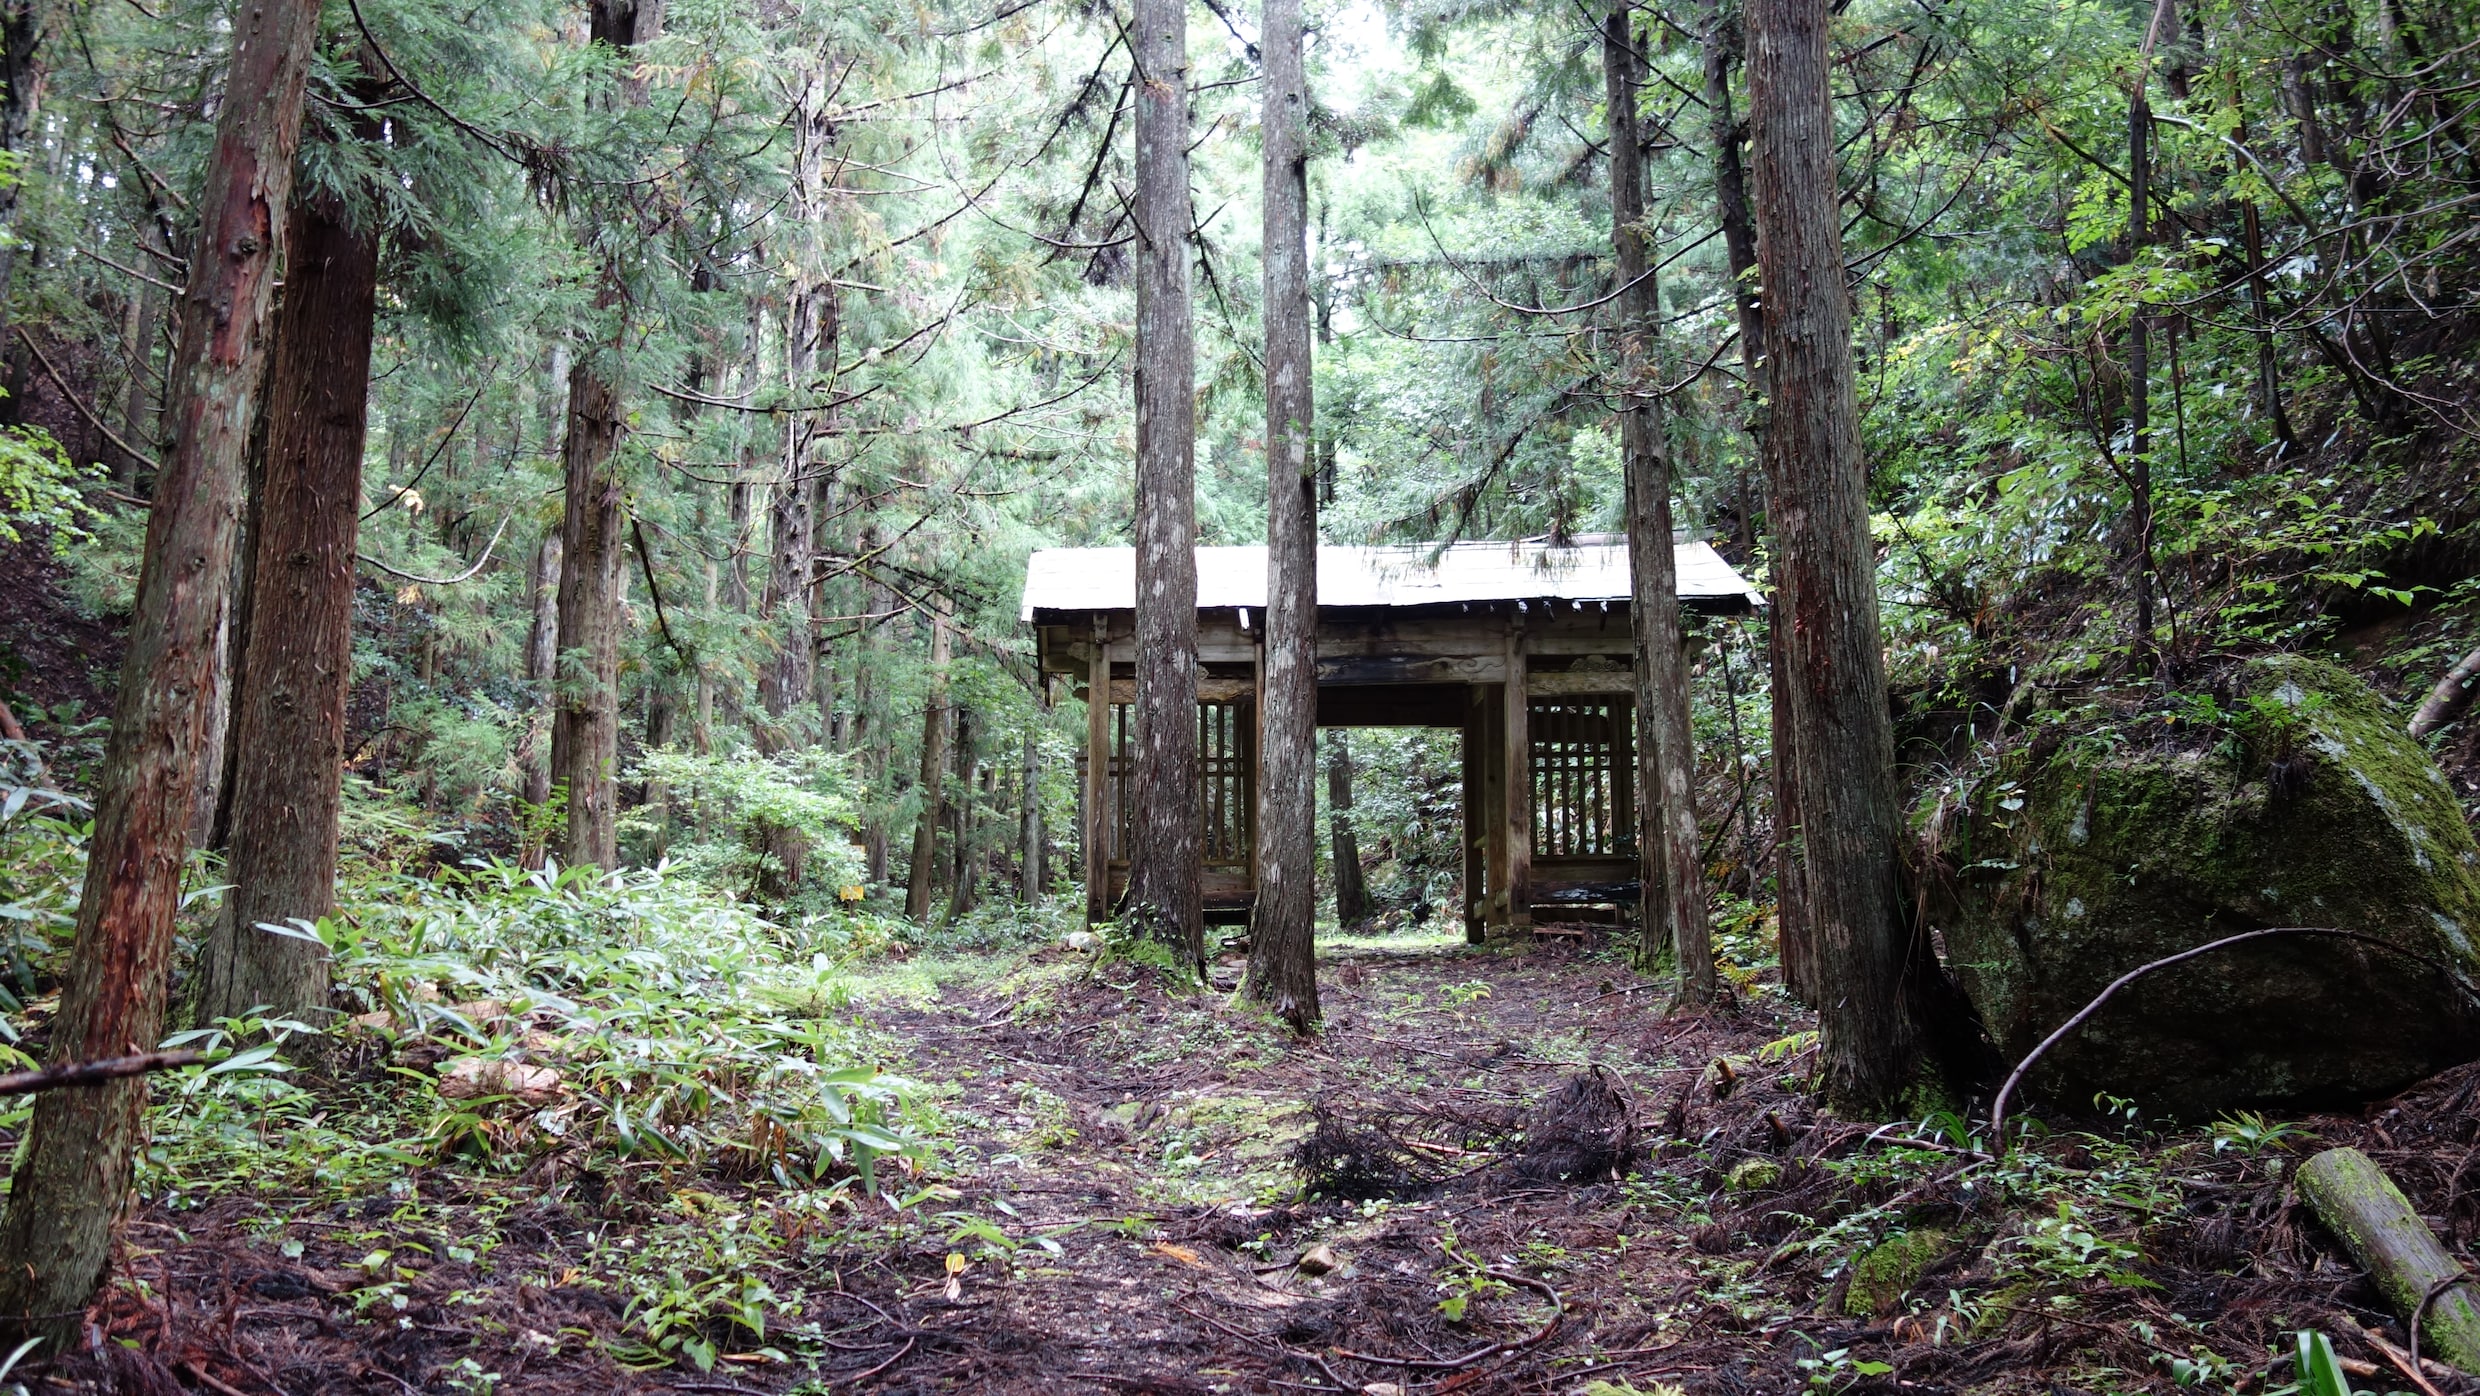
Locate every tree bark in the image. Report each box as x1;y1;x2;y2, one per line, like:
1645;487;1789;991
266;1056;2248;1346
113;235;168;491
855;523;890;884
548;0;661;871
1020;721;1044;900
1605;2;1714;1000
2126;83;2157;664
760;61;838;753
1124;0;1204;968
905;611;951;920
196;174;381;1026
550;354;626;870
755;466;814;748
0;0;48;348
0;0;319;1344
1746;0;1913;1107
1705;0;1809;1001
522;529;562;813
1703;0;1764;377
2409;643;2480;740
949;705;977;919
1327;731;1369;927
1767;611;1818;1002
1246;0;1318;1030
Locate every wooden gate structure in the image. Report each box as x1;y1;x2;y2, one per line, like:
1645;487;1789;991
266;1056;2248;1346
1022;538;1762;938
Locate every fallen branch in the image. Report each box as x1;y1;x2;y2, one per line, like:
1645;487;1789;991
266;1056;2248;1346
1331;1265;1563;1371
14;324;154;470
2299;1147;2480;1375
2410;643;2480;740
0;1049;205;1096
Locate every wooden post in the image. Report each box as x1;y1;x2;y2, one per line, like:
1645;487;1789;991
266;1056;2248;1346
1085;618;1111;924
1462;688;1486;944
1481;682;1508;929
1246;637;1263;911
1504;622;1532;930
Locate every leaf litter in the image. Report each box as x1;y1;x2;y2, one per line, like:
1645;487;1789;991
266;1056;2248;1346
34;925;2480;1395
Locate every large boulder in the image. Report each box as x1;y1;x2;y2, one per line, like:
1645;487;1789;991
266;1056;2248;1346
1923;654;2480;1118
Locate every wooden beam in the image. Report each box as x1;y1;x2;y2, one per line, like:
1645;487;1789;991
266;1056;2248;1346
1462;688;1486;944
1527;669;1635;696
1085;619;1111;924
1109;676;1255;703
1315;654;1506;686
1504;626;1531;929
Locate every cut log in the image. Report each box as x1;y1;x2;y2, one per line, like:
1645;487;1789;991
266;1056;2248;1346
2296;1146;2480;1373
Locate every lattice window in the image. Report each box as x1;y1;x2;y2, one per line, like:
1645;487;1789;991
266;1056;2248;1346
1108;701;1134;863
1530;699;1631;857
1103;700;1254;867
1198;699;1252;868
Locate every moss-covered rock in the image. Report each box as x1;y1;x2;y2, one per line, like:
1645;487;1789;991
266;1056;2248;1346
1844;1228;1952;1317
1723;1158;1782;1192
1924;655;2480;1118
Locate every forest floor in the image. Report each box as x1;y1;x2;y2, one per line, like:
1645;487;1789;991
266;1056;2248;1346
48;924;2480;1396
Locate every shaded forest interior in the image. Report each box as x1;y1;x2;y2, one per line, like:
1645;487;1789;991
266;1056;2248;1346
6;0;2480;1389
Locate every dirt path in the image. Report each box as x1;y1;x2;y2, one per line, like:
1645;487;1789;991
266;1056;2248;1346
811;930;1816;1393
67;927;2438;1396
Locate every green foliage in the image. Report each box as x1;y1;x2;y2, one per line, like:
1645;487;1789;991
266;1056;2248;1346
2292;1331;2356;1396
143;857;928;1206
626;747;865;901
0;421;92;550
2211;1112;2310;1157
0;762;84;1012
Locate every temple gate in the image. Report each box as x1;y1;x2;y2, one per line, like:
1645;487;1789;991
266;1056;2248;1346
1021;538;1762;938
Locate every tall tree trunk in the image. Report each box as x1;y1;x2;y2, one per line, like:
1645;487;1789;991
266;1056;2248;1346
2126;82;2157;663
905;611;950;920
1327;731;1369;926
113;237;167;490
694;494;716;753
0;0;47;345
855;524;890;884
1746;0;1912;1108
549;0;661;871
644;675;676;861
810;479;836;743
550;355;626;870
949;705;977;919
1606;2;1714;1000
755;467;813;748
1020;719;1044;900
1704;1;1764;378
196;173;381;1025
1125;0;1204;967
1706;0;1812;1003
761;63;837;753
190;578;238;848
725;479;752;611
1767;612;1818;1002
523;529;562;812
0;0;319;1343
1246;0;1318;1030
